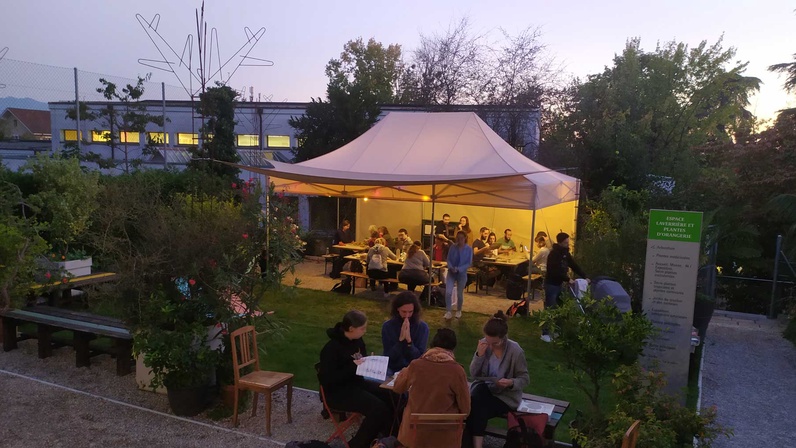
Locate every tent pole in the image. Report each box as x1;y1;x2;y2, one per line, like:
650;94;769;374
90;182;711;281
528;208;537;298
429;185;436;294
336;197;340;230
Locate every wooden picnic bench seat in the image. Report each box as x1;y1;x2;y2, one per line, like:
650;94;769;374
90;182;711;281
339;271;441;296
0;305;133;376
28;272;119;307
484;392;570;447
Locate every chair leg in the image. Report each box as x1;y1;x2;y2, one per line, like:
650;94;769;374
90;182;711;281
264;391;273;436
252;392;259;417
286;381;293;423
232;387;240;427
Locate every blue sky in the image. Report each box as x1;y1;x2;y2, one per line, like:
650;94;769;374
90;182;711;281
1;0;794;121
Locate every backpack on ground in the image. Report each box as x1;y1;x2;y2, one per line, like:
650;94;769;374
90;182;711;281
331;277;353;294
430;285;446;308
506;273;526;301
504;412;547;448
350;259;364;273
506;299;528;317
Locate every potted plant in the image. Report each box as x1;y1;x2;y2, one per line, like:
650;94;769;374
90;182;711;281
133;286;221;416
530;290;655;442
23;154;100;276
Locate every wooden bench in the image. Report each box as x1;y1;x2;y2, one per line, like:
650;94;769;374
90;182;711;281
340;271;440;297
29;272;119;307
484;392;570;447
1;305;133;376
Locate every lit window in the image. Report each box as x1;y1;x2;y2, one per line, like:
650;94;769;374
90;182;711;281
267;135;291;148
120;132;140;144
177;133;199;145
237;134;259;147
147;132;169;144
62;130;82;141
92;130;111;142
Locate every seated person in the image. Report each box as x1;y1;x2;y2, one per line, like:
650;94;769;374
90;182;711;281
398;241;432;300
366;229;380;247
472;226;492;265
395;228;414;256
367;237;398;295
487;232;499;258
498;228;517;255
319;310;394;448
378;226;394;251
393;328;471;448
431;235;450;262
531;234;550;275
381;291;429;375
466;311;530;448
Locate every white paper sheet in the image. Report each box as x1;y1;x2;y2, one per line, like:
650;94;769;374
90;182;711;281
355;355;389;381
517;399;555;416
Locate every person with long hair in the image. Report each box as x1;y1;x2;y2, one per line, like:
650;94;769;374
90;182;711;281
445;231;473;320
393;328;471;448
381;291;429;374
466;311;530;448
318;310;394;448
398;241;431;300
367;237;398;296
456;216;472;238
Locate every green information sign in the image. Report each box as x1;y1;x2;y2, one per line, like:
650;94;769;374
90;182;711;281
648;209;702;243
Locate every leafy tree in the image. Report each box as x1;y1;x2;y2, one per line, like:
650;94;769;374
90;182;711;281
561;37;760;197
66;75;164;173
289;38;406;162
188;83;240;183
769;53;796;95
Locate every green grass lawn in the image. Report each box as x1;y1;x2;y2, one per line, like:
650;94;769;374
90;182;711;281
257;287;613;443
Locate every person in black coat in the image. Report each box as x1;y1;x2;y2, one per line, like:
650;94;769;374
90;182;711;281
542;232;589;342
318;310;393;448
330;219;354;278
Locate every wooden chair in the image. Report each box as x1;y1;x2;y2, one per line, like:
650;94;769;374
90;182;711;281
315;363;362;448
407;413;468;447
621;420;641;448
230;325;293;436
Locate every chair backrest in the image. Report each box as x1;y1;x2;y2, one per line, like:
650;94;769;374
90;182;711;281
408;413;467;446
621;420;641;448
230;325;260;384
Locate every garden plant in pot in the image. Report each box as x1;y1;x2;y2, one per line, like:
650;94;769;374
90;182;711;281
133;287;221;416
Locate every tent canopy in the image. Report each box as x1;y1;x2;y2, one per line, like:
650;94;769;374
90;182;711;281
231;112;579;210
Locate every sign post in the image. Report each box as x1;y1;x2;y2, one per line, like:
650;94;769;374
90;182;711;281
642;209;702;399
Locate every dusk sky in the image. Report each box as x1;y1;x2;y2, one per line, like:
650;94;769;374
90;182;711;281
1;0;794;121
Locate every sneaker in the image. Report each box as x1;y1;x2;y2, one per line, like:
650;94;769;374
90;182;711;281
540;334;552;343
455;311;462;319
443;311;452;320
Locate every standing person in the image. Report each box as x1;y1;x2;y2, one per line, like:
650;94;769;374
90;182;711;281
395;228;414;256
456;216;473;239
466;312;530;448
542;232;589;342
498;228;516;254
398;241;431;300
393;328;471;448
435;213;454;243
367;237;398;297
330;219;354;279
318;310;394;448
445;231;473;320
381;292;429;375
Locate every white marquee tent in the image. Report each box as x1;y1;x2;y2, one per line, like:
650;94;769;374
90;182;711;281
230;111;581;263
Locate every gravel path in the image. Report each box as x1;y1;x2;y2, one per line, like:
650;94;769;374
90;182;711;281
700;311;796;448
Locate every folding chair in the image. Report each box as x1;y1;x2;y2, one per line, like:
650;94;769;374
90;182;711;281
230;325;294;436
407;413;468;447
621;420;641;448
315;363;362;448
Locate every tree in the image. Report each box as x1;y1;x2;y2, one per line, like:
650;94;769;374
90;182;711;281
188;83;240;182
561;38;760;196
289;38;406;162
66;75;164;173
769;53;796;94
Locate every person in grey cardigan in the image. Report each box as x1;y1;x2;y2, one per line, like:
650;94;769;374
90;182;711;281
467;311;530;448
366;238;398;296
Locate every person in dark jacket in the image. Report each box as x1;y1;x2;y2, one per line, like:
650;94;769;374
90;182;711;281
381;292;429;375
542;232;589;342
318;310;393;448
330;219;354;279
